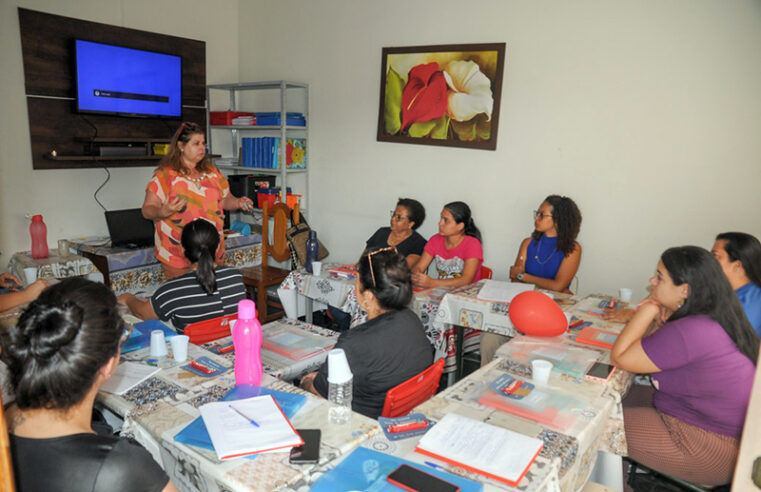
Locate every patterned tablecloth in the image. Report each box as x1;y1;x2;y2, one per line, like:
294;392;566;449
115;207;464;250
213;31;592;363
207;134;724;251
201;318;339;382
390;358;618;492
97;340;379;492
279;266;472;374
71;234;262;295
8;250;100;283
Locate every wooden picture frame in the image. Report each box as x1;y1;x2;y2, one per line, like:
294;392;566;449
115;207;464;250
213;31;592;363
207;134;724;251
377;42;506;151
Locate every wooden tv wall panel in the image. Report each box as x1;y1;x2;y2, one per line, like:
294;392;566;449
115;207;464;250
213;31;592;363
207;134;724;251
18;8;206;169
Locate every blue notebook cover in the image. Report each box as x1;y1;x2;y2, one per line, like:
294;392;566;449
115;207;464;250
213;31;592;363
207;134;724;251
174;384;306;460
121;319;177;354
310;446;482;492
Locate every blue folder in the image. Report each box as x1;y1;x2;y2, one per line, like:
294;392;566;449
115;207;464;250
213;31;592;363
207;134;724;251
121;319;177;354
173;384;306;460
310;446;482;492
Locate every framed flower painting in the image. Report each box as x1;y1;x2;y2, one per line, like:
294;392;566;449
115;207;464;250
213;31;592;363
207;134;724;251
377;43;506;150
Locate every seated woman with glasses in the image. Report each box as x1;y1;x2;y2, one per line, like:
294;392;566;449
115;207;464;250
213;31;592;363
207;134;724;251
411;201;483;288
118;218;247;333
481;194;582;365
611;246;758;487
365;198;427;268
300;248;433;419
1;278;177;492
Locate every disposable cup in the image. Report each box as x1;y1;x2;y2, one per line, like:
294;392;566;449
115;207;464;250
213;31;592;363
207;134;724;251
327;348;353;384
170;335;190;362
58;239;70;257
531;359;553;385
619;288;633;304
312;261;323;276
23;267;37;285
150;330;168;357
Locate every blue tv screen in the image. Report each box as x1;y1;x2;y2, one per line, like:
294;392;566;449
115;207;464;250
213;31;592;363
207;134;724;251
75;40;182;118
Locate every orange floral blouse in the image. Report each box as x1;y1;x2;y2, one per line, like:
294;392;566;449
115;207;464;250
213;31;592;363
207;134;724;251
146;166;230;269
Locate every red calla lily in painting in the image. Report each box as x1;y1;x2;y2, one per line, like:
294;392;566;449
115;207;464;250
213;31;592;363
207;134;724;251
401;62;448;131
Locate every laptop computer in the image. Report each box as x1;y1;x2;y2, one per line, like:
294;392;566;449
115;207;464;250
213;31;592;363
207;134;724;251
104;208;155;249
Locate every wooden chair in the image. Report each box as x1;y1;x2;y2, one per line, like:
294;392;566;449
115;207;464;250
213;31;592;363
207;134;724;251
0;392;16;492
241;201;299;323
381;358;445;418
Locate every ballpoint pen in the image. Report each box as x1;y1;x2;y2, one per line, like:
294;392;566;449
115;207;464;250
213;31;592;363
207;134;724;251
424;461;446;471
228;404;259;427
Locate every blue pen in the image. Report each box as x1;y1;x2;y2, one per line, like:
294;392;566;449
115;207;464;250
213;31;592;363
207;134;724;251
228;404;260;427
424;461;446;471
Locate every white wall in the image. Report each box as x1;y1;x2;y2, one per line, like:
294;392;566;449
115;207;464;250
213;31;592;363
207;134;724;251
238;0;761;299
0;0;239;260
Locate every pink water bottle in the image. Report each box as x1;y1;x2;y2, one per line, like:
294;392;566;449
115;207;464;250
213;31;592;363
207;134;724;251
30;215;48;259
232;299;263;385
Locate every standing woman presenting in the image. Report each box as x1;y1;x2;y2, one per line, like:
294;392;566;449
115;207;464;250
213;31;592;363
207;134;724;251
142;122;253;279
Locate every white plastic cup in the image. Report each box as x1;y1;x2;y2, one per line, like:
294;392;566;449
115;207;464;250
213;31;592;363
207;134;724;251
531;359;553;385
327;348;353;384
150;330;168;357
23;267;37;285
58;239;70;258
619;288;633;304
170;335;190;362
312;261;323;276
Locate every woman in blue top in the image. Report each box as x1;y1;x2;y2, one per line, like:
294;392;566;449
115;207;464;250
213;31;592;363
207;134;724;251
481;195;582;365
712;232;761;336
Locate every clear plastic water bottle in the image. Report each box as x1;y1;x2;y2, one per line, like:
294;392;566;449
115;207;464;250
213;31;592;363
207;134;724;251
305;230;319;273
30;215;48;259
232;299;263;386
327;348;352;425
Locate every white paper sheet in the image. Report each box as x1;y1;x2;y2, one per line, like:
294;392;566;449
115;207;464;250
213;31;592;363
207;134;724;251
100;361;160;395
477;280;535;303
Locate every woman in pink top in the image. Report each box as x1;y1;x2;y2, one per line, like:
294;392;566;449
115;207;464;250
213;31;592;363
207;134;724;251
141;122;254;279
412;201;483;288
611;246;759;486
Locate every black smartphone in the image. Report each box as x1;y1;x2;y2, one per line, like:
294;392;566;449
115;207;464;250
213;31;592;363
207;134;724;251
585;361;615;382
386;464;460;492
289;429;320;464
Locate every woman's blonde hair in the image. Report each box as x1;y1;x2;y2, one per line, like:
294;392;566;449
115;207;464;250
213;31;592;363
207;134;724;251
159;121;214;174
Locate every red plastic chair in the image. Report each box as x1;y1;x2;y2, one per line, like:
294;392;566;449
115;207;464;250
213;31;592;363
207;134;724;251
184;313;237;345
381;358;445;418
480;265;493;279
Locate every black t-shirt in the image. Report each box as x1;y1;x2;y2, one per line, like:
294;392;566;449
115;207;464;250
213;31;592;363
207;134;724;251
10;433;169;492
365;227;427;259
313;308;433;419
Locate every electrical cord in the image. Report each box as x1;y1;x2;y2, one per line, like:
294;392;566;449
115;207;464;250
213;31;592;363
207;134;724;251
93;165;110;211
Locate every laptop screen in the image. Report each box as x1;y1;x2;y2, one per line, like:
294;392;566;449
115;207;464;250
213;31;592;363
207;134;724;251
104;208;155;248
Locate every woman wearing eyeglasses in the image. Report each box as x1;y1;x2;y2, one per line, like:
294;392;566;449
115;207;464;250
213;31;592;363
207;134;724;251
481;195;582;365
365;198;427;268
1;278;177;492
612;246;758;487
411;201;483;288
301;248;433;419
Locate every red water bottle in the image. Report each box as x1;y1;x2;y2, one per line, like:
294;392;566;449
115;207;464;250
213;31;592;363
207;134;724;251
232;299;263;385
30;215;48;259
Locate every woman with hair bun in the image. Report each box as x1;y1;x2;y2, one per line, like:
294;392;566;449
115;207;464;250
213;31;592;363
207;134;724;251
301;248;433;419
412;201;483;288
118;218;247;333
1;278;177;492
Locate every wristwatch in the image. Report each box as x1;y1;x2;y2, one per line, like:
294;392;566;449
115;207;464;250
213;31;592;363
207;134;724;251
517;273;524;281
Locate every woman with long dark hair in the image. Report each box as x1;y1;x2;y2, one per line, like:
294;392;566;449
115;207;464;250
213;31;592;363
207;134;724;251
1;278;177;492
141;122;253;279
611;246;759;486
712;232;761;336
118;219;247;333
412;201;483;288
301;248;433;418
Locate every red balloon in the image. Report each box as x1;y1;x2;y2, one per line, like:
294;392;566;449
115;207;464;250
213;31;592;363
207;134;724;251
508;291;567;337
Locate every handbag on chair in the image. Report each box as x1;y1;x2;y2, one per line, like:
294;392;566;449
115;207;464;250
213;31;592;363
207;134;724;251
285;215;329;268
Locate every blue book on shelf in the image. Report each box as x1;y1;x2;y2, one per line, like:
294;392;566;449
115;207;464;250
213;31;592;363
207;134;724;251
174;384;306;460
310;447;482;492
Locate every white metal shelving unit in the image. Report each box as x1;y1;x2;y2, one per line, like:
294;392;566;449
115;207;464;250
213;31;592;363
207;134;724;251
206;81;309;211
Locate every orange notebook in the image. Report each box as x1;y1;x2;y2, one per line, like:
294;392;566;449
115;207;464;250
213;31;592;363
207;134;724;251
414;413;543;487
575;326;618;349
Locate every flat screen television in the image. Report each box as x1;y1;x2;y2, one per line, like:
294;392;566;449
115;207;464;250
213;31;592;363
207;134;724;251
75;39;182;118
